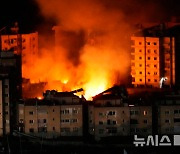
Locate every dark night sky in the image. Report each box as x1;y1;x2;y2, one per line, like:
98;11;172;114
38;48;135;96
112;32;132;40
0;0;180;33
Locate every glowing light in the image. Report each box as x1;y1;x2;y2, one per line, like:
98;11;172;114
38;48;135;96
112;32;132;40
62;79;68;84
37;96;43;100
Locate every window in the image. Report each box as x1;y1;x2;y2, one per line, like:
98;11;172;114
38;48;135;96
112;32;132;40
139;49;142;52
165;119;170;123
73;127;78;132
174;118;180;123
148;79;151;82
130;119;138;124
108;111;116;115
65;119;70;123
165;111;170;115
29;120;34;124
148;72;150;75
99;113;103;116
139;72;142;74
130;110;139;115
139;64;142;67
122;111;125;114
147;42;150;45
143;111;148;115
5;94;9;97
139;42;142;45
131;62;135;66
123;119;125;123
154;42;157;45
73;110;78;114
99;121;103;125
72;119;78;123
112;121;117;125
61;128;70;133
53;109;55;112
139;57;142;60
53;127;55;131
143;120;148;124
154;72;157;75
107;127;117;134
139;79;142;82
131;48;135;53
29;128;34;133
5;111;8;115
154;79;157;82
89;120;92;123
29;111;33;115
131;55;135;60
43;119;47;123
154;57;157;60
53;118;55;121
154;65;157;68
174;110;180;114
147;57;150;60
154;50;157;54
147;49;151;53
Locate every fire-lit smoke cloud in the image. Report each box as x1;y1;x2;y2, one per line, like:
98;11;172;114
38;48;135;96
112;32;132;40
23;0;166;99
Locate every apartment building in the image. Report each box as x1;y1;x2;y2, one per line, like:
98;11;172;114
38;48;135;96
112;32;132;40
0;51;22;136
18;91;84;138
1;32;38;64
158;95;180;134
131;36;175;88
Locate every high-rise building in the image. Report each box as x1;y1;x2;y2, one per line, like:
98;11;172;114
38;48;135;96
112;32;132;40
0;51;22;136
131;36;175;88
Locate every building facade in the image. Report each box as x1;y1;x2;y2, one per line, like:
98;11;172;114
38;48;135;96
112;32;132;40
18;91;84;138
131;36;175;88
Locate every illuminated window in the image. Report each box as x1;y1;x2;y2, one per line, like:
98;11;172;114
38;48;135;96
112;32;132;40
143;111;148;115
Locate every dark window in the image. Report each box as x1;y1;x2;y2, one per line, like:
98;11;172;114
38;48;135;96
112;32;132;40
139;42;142;45
165;119;170;123
148;57;150;60
139;72;142;74
139;64;142;67
53;127;55;131
148;79;151;82
154;79;157;82
130;119;138;124
29;120;34;124
131;48;135;53
29;111;33;115
53;109;55;112
165;111;170;114
154;50;157;54
139;57;142;60
99;121;103;125
147;49;151;53
139;49;142;52
139;79;142;82
154;57;157;60
43;119;47;123
131;40;135;45
143;120;148;124
154;42;157;45
147;42;150;45
174;118;180;123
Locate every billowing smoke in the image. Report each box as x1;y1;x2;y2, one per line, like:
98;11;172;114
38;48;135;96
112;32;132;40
23;0;170;99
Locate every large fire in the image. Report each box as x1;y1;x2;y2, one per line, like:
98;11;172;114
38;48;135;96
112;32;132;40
22;0;132;100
